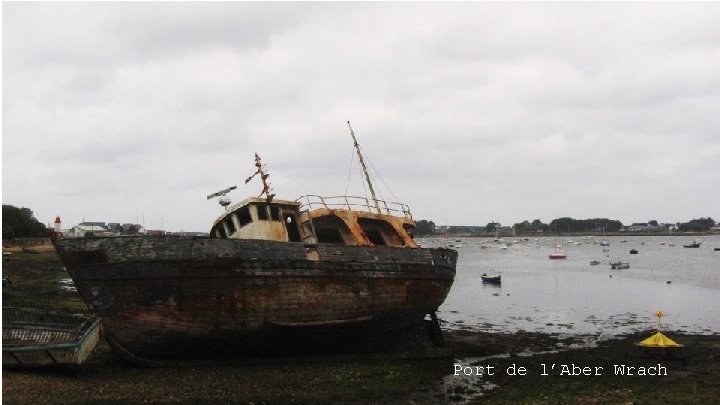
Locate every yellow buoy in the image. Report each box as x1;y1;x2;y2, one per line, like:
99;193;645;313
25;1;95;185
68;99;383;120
638;310;683;348
638;331;680;348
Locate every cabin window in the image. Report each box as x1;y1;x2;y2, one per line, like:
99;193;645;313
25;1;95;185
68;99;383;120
283;213;302;242
316;228;345;244
312;215;351;245
403;224;416;239
225;215;237;234
363;228;386;246
358;218;402;247
257;204;269;220
238;206;252;226
270;206;281;221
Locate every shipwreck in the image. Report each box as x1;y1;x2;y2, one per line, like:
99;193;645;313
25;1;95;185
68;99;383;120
52;123;457;360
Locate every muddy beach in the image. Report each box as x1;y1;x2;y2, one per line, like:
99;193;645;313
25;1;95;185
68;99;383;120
3;248;720;404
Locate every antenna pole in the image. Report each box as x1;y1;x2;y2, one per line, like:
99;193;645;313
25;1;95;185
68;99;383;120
347;121;381;213
245;153;275;203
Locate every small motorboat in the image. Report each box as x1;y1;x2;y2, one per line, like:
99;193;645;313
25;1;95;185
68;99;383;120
683;240;701;248
610;260;630;269
481;273;502;285
590;260;601;266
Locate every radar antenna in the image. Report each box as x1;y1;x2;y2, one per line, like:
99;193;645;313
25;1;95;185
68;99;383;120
207;185;237;210
244;153;275;203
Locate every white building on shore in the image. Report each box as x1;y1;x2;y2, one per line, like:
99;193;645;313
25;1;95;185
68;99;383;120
67;222;146;237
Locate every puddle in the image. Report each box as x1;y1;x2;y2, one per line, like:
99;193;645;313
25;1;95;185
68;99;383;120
58;278;77;292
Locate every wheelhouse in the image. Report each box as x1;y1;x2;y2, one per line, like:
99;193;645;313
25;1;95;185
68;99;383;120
209;195;419;249
210;198;303;242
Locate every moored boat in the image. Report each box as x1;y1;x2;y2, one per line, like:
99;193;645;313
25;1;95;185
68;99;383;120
3;308;101;367
52;127;457;360
480;273;502;284
549;241;567;260
683;240;701;248
610;260;630;269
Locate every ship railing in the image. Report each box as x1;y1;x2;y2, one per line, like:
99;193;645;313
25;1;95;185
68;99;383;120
296;195;413;221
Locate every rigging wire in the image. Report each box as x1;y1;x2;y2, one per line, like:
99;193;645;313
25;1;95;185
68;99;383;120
346;144;370;202
366;154;400;203
344;122;404;211
344;147;356;196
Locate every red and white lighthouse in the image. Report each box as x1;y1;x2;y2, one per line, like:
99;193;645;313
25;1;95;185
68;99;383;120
54;215;62;233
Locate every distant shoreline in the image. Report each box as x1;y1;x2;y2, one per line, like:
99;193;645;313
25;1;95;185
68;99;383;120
420;231;718;238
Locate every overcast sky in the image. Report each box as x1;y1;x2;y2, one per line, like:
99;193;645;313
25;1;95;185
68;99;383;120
3;2;719;232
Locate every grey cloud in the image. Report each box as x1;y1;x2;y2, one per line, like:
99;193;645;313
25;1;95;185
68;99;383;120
3;2;720;230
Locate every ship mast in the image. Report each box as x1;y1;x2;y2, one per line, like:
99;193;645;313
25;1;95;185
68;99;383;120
245;153;275;203
347;121;381;214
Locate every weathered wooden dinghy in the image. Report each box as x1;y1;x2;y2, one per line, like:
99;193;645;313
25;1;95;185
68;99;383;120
2;307;101;367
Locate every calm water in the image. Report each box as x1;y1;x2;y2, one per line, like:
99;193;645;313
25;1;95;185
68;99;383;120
422;235;720;336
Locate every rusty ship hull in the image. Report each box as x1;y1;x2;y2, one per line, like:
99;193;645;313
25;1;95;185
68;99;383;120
54;235;457;357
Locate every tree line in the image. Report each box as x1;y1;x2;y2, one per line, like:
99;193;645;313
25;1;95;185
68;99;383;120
415;216;717;236
677;217;716;232
2;205;48;239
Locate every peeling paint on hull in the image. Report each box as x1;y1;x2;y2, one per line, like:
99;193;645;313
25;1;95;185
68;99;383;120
54;235;457;357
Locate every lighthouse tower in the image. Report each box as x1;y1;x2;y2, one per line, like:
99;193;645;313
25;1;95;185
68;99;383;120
54;216;62;235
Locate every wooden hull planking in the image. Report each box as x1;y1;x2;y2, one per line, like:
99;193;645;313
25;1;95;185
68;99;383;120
54;235;457;356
